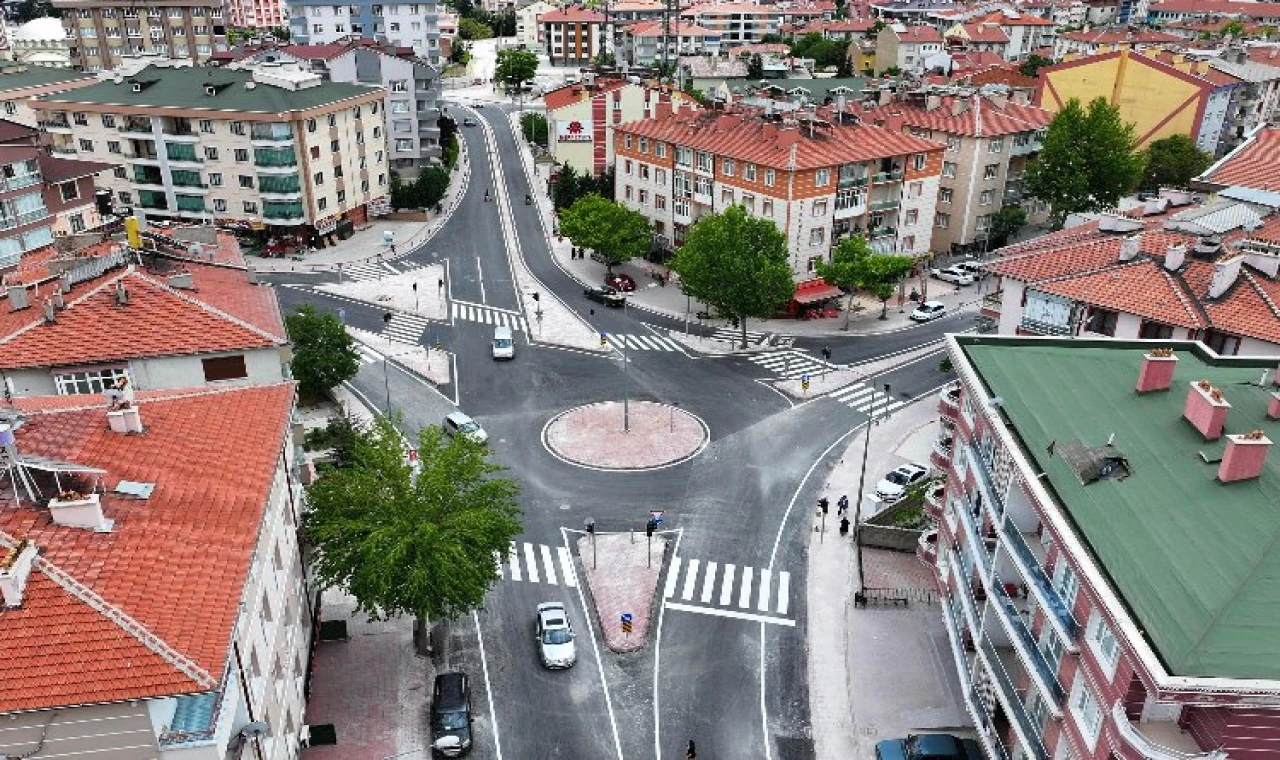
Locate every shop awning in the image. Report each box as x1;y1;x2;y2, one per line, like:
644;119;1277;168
793;279;843;304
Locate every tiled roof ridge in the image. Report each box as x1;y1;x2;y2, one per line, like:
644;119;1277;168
17;380;297;417
0;530;217;690
129;269;286;343
1161;261;1211;326
1241;269;1280;321
0;267;132;350
1035;255;1148;287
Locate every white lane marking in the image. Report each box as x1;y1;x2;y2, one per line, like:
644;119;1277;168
476;255;486;303
473;608;504;760
523;542;539;583
540;543;558;586
720;564;736;606
757;569;772;613
700;562;718;604
681;559;700;601
738;566;754;609
507;542;522;582
495;550;504;580
664;601;796;627
557;546;577;588
777;572;791;616
663;556;682;599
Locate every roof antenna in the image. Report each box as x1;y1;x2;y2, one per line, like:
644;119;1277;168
1106;432;1115;446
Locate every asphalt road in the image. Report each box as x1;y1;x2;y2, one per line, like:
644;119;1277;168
269;101;961;759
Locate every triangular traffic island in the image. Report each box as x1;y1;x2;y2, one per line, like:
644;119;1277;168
577;532;667;653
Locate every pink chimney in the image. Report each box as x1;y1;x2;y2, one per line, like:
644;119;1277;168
1269;392;1280;420
1219;432;1272;483
1183;381;1230;440
1136;350;1178;393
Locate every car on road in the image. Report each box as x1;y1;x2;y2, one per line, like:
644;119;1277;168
535;602;577;669
909;301;946;322
443;411;488;444
462;117;477;127
605;272;636;292
951;260;988;280
930;265;975;286
430;672;474;756
584;285;626;307
875;462;930;502
875;734;983;760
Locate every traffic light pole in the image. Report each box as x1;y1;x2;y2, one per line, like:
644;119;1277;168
853;381;890;594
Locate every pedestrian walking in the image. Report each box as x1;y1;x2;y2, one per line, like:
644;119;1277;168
840;516;850;537
837;494;849;516
686;740;697;760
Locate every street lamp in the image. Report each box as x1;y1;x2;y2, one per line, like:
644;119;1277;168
853;381;891;595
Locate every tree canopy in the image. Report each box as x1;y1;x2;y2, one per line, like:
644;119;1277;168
552;165;615;210
815;236;913;322
1141;134;1213;190
789;33;851;70
1018;54;1053;78
1025;97;1145;228
558;194;651;270
457;17;493;40
285;305;360;400
670;205;796;347
495;49;539;93
988;206;1028;248
304;418;523;632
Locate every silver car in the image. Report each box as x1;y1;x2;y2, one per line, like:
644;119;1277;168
909;301;946;322
535;602;577;669
931;265;975;286
443;411;488;444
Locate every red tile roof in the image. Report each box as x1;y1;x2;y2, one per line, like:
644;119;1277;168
543;79;629;112
898;25;944;43
859;94;1053;137
1199;126;1280;191
1150;0;1280;17
541;7;606;22
627;20;716;37
616;108;943;170
1060;29;1184;45
976;10;1055;26
953;23;1010;43
0;382;295;711
1037;259;1206;328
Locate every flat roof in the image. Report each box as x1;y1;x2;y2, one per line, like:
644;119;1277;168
0;67;94;93
958;336;1280;681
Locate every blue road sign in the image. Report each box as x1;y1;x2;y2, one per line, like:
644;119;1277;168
621;613;633;623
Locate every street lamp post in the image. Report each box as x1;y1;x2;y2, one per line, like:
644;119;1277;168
853;381;891;594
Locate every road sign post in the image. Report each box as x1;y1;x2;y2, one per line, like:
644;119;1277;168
621;613;633;636
585;517;597;570
801;374;810;394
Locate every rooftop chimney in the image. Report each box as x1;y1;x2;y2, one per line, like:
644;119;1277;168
1164;243;1186;271
42;299;54;323
926;93;942;110
1136;348;1177;393
951;97;970;115
1208;255;1243;299
107;404;143;434
114;281;129;306
1183;380;1230;440
1219;431;1271;482
1119;233;1141;261
167;273;194;290
7;285;28;311
47;492;113;532
1267;391;1280;419
52;290;64;309
0;539;38;608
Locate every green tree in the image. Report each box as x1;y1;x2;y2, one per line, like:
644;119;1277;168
450;39;471;65
1221;20;1245;37
1018;54;1053;78
520;112;549;147
1141;134;1213;190
304;418;522;653
285;305;360;400
670;205;795;348
747;53;765;79
495;48;539;94
416;166;452;209
558;194;651;271
458;17;493;39
1025;97;1145;228
989;206;1028;247
268;26;291;41
553;164;580;209
861;254;915;319
816;236;914;323
880;65;902;76
15;0;58;21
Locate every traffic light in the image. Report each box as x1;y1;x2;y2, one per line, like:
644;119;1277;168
383;312;393;325
586;519;595;535
646;518;656;537
818;497;829;515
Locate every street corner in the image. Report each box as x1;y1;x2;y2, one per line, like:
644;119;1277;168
347;326;453;387
541;400;709;471
577;532;667;654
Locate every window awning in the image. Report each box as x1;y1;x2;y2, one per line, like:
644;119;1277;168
793;279;843;304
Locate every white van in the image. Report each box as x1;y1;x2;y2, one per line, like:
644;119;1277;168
492;325;515;360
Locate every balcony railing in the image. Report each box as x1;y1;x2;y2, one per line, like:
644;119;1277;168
258;176;301;195
175;195;206;212
839;175;868;188
171;170;206;188
951;551;984;636
990;576;1066;706
969;442;1006;520
118;118;153;135
254;148;297;168
958;494;995;581
40;116;71;131
978;637;1049;760
981;291;1002;312
1019;316;1072;336
164;143;200;163
0;207;47;230
869;198;900;212
250;124;295;142
871;169;903;183
1110;702;1227;760
942;594;1013;760
867;226;896;240
1000;521;1080;642
264;202;305;220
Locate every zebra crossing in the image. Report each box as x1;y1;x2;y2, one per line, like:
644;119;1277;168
709;327;795;348
381;312;432;345
747;350;834;379
826;382;904;416
338;259;427;282
496;542;579;588
662;556;794;625
452;301;527;331
354;344;383;365
603;332;681;351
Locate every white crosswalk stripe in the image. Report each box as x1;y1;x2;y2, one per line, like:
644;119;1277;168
747;350;834;379
709;327;794;348
381;312;432;345
603;332;679;351
495;542;579;587
451;301;527;332
338;260;427;282
663;556;792;622
354;344;382;365
826;382;905;416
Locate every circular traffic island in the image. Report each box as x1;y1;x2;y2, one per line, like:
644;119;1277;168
541;401;709;471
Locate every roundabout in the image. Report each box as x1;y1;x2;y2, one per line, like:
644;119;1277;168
540;400;709;471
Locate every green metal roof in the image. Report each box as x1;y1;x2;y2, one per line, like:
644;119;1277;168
0;67;94;93
958;337;1280;681
34;66;379;114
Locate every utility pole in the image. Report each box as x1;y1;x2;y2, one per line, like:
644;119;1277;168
661;0;674;79
853;381;890;594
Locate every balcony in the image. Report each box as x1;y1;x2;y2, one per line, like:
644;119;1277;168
1110;702;1227;760
958;494;995;583
175;195;206;213
162;119;199;141
871;169;903;184
133;167;164;187
1018;316;1072;336
49;145;78;157
924;481;945;521
977;637;1049;760
1003;188;1023;205
938;382;961;418
0;207;48;230
259;175;302;198
969;442;1006;519
989;576;1066;707
170;170;206;189
867;226;896;240
942;594;1012;760
980;291;1002;317
263;201;305;224
931;436;954;470
118;117;154;138
254;147;298;172
999;521;1080;644
164;143;201;165
250;124;295;144
949;552;983;640
838;175;868;188
40;115;72;133
869;198;900;212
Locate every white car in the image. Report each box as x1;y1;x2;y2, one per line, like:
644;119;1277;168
443;411;488;444
535;602;577;669
931;265;975;286
875;462;931;502
909;301;946;322
952;260;988;280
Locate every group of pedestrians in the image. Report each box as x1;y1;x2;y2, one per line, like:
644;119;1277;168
819;494;853;537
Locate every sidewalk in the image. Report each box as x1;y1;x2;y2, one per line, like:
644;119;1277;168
807;395;973;759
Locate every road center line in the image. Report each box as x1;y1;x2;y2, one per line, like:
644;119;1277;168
476;255;486;303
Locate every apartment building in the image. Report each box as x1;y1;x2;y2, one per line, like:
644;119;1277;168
613;106;944;277
863;90;1052;254
1051;29;1183;59
678;3;784;46
288;1;443;65
0;146;115;269
942;22;1011;59
621;21;722;66
0;379;311;760
926;333;1280;760
54;1;230;71
876;23;945;73
30;62;390;240
0;65;95;127
545;77;691;175
515;0;559;50
541;7;606;66
227;0;288;29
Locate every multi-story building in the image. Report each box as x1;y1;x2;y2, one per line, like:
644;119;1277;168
0;145;115;268
927;333;1280;760
678;3;784;46
288;1;442;65
1051;29;1183;59
545;76;691;175
1147;0;1280;26
613;105;944;276
227;0;288;29
863;89;1053;254
54;1;230;71
11;17;75;68
30;61;390;241
516;0;559;51
541;7;606;66
0;379;311;760
876;23;945;73
943;22;1011;59
0;64;95;127
620;21;721;66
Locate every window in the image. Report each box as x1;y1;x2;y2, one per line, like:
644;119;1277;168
1084;307;1118;336
1053;558;1080;610
639;165;650;180
744;163;757;181
936;212;950;229
764;168;776;187
107;140;121;154
202;355;248;382
58;182;79;202
54;367;130;395
238;175;254;189
942;162;957;178
1086;611;1120;678
655;142;666;158
813;168;828;187
946;135;960;151
390;79;407;92
639;138;648;153
721;188;734;205
654;194;666;210
742;194;755;214
330;140;339;152
213;198;227;212
812;200;828;216
328;114;337;127
808;227;825;245
1069;674;1104;749
904;209;917;225
912;153;925;170
230;121;245;136
314;172;324;186
199;119;213;134
624;134;633;150
318;197;328;211
980;189;994;205
395;138;413;151
983;164;999;180
989;137;1003;153
940;187;953;203
336;189;345;204
101;114;116;128
1203;330;1241;356
78;138;93;152
656;168;666;184
722;158;735;176
624;185;633;201
391;101;410;114
209;172;223;187
69;212;86;234
625;159;633;175
233;148;248;162
113;165;127;179
2;103;14;116
205;146;219;160
243;200;257;213
638;189;648;204
762;199;773;217
908;181;923;198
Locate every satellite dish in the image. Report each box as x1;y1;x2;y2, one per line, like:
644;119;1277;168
239;721;269;739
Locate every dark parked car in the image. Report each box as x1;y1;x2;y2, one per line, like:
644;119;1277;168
605;272;636;291
430;673;473;756
584;285;626;307
876;734;983;760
